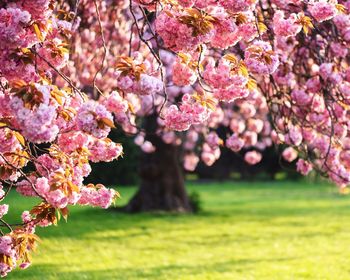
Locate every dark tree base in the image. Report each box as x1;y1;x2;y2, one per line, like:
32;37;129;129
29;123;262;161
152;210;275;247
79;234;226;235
124;114;192;213
124;189;192;213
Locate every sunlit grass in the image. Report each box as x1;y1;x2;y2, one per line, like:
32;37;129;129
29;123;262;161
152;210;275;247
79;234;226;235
6;180;350;279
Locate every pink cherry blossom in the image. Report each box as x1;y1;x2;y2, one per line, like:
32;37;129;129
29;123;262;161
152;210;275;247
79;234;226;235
244;151;262;165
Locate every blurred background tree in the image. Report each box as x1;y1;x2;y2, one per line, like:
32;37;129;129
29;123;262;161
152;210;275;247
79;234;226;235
87;127;301;187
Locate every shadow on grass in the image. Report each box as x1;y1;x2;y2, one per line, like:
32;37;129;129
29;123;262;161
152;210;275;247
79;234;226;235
6;181;350;280
8;257;297;280
33;198;350;241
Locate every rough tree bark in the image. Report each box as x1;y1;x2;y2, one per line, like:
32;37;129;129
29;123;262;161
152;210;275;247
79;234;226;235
124;114;192;213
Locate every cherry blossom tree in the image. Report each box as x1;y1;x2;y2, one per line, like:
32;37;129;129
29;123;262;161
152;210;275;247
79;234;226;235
1;0;350;275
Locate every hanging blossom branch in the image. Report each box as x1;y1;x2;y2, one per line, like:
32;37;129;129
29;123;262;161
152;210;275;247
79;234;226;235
0;1;123;276
92;0;108;97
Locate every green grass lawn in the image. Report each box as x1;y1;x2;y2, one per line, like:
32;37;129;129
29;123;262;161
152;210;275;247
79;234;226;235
5;180;350;280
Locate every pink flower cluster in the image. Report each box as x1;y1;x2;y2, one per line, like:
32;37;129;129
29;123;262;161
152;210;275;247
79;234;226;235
244;151;262;165
184;153;200;171
76;101;114;139
309;1;338;22
0;236;16;277
226;135;245;152
103;91;129;115
172;58;197;86
282;147;298;162
7;90;60;143
78;184;117;209
245;41;279;75
117;72;163;96
155;10;211;52
218;0;257;13
155;4;262;52
273;11;302;38
204;58;250;103
164;94;212;131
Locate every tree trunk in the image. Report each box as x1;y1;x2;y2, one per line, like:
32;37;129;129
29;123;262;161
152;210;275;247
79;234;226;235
124;115;192;213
